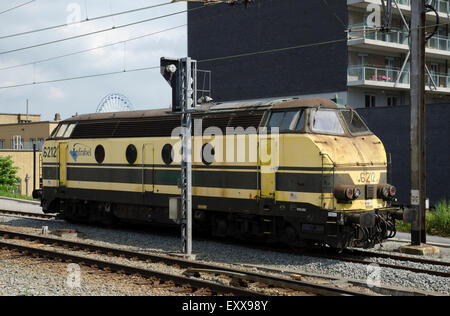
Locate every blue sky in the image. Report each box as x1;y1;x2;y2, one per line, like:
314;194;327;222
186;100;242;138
0;0;187;121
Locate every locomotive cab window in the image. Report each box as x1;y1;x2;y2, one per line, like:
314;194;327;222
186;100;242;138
63;123;77;138
295;110;306;131
267;111;298;131
340;110;370;135
311;109;345;135
54;123;77;139
55;124;69;138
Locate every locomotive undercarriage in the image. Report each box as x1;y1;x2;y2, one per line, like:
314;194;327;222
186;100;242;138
51;194;403;250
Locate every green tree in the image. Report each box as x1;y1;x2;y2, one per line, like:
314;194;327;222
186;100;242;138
0;156;20;191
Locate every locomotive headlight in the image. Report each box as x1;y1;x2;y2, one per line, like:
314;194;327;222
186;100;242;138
389;185;396;197
345;188;354;200
335;186;358;202
378;184;395;200
353;188;361;199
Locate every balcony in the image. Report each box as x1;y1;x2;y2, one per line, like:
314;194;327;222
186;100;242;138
348;66;450;94
348;25;450;59
348;0;450;22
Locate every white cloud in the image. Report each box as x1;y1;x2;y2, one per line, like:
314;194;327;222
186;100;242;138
0;0;187;120
48;86;65;100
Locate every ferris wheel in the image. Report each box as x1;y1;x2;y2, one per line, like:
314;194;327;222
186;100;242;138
96;93;133;113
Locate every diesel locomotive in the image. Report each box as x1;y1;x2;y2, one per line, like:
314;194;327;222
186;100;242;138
34;98;405;249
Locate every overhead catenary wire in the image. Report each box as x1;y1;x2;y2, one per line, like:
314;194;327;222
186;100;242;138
0;1;173;40
0;0;35;16
0;36;350;90
0;0;253;71
0;0;356;91
0;6;200;57
0;24;187;72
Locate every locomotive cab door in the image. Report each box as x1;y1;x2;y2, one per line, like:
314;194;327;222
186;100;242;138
258;136;278;199
58;142;68;187
142;144;154;193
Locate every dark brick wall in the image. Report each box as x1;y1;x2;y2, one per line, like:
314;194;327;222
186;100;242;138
188;0;348;102
357;105;450;205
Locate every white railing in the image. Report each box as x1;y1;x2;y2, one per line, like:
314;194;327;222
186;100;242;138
396;0;448;15
348;25;410;45
348;66;410;85
349;24;450;52
426;35;450;51
433;0;450;15
348;66;450;89
397;0;411;6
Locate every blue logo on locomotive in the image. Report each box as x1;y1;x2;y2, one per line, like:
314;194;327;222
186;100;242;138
69;143;92;162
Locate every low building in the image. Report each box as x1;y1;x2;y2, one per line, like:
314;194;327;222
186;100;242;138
0;113;60;195
0;150;41;196
0;113;41;125
0;121;59;150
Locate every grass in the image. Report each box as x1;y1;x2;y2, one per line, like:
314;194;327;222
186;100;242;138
0;190;36;201
396;199;450;237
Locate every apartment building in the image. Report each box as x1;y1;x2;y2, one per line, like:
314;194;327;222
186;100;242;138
347;0;450;108
188;0;450;108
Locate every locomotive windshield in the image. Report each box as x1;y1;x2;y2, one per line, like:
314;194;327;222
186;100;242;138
340;110;370;134
311;109;371;136
311;109;345;135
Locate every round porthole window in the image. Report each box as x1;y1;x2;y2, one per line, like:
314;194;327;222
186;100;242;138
202;143;215;165
95;145;105;164
162;144;174;165
126;144;137;165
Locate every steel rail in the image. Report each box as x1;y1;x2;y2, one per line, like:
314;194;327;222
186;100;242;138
343;248;450;267
0;240;260;296
312;252;450;278
0;229;368;296
0;209;55;220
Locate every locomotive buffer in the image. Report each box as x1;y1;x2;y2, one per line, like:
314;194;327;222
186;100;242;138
161;57;198;255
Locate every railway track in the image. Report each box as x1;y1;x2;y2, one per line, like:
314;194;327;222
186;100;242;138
0;229;369;296
1;209;448;281
309;250;450;278
0;209;55;220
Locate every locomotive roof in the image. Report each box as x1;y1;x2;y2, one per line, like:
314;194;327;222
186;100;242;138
65;98;339;122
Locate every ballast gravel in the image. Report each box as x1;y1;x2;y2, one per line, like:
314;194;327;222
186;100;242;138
0;201;449;296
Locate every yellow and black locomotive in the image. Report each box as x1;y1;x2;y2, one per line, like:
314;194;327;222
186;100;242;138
35;98;404;249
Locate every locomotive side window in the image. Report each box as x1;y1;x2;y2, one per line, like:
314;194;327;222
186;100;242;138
341;110;370;134
267;111;298;131
54;123;77;139
95;145;105;164
202;143;215;165
295;110;306;131
267;112;284;129
162;144;174;165
55;124;69;138
126;144;138;165
63;123;77;138
311;109;345;135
